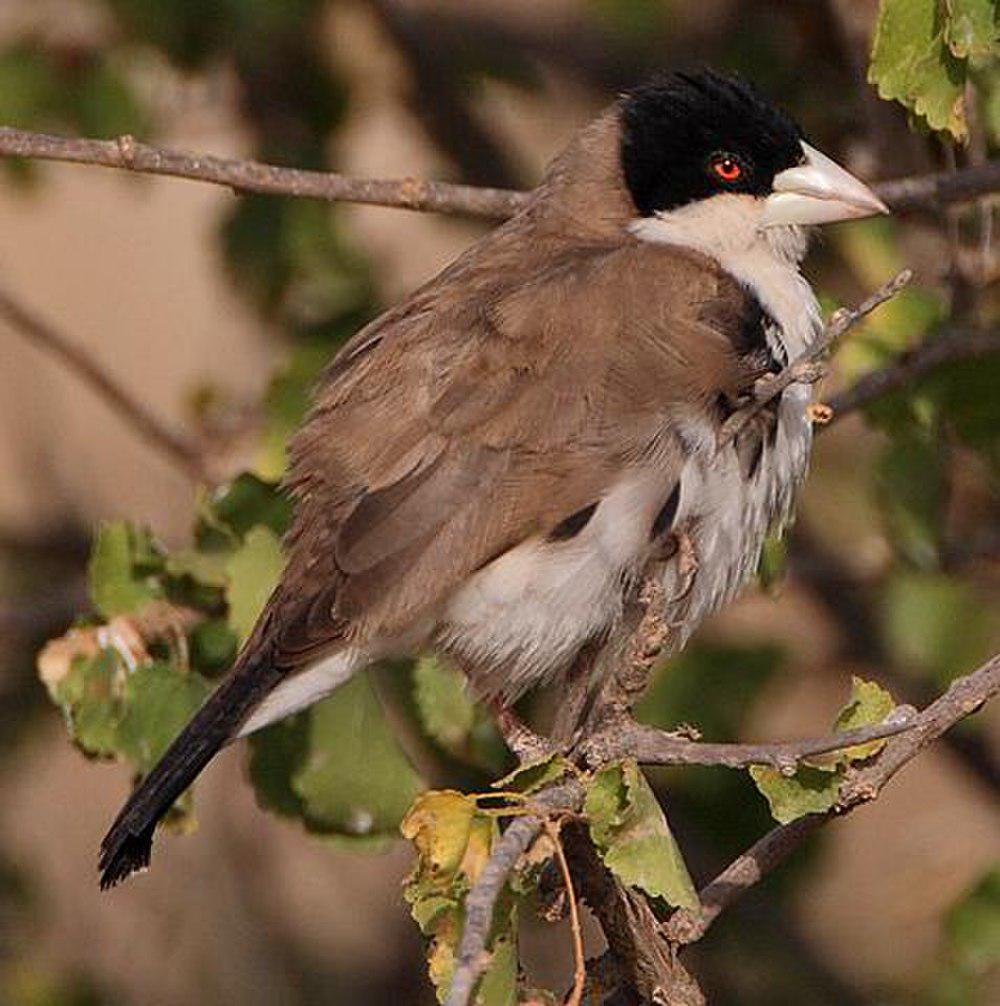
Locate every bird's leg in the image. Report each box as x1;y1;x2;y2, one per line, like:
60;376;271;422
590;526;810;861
488;699;554;763
550;641;602;749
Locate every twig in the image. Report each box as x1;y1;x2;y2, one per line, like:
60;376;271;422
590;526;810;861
0;127;526;220
718;269;913;448
788;527;1000;795
876;161;1000;214
581;715;917;771
824;327;1000;422
543;820;586;1006
664;652;1000;945
0;127;997;220
445;780;585;1006
0;282;210;482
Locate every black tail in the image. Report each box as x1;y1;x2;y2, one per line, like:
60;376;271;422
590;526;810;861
99;656;281;889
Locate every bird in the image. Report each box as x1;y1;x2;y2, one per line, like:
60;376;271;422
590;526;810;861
99;69;888;888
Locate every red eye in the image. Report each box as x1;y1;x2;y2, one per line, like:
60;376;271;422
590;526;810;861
710;154;743;183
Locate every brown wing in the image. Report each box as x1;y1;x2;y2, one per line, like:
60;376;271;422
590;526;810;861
253;236;754;669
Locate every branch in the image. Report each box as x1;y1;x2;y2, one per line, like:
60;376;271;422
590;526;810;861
1;127;997;219
875;161;1000;213
0;282;211;482
0;127;527;220
825;327;1000;422
444;780;585;1006
664;652;1000;945
718;269;913;448
581;715;917;771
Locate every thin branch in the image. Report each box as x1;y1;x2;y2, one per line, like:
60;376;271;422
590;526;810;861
0;282;211;482
445;780;585;1006
875;161;1000;213
543;820;586;1006
0;127;526;220
718;269;913;448
664;652;1000;945
581;715;917;772
825;327;1000;421
0;127;997;220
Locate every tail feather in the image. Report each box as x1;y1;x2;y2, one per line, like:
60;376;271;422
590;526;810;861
99;656;280;889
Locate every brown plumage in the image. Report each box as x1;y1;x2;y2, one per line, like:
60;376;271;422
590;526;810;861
268;113;759;668
100;70;890;887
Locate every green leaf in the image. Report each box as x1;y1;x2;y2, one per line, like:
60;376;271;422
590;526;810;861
88;522;163;618
188;619;239;674
247;715;310;819
869;0;970;139
53;651;211;781
585;760;698;909
943;866;1000;975
254;340;330;479
292;673;424;838
748;764;840;825
116;662;212;774
200;473;292;545
225;525;285;641
874;434;944;568
924;354;1000;469
71;59;149;138
0;45;61;128
413;656;476;755
165;548;230;588
751;676;897;822
832;677;897;762
475;926;518;1006
943;0;998;59
884;571;995;685
55;651;123;758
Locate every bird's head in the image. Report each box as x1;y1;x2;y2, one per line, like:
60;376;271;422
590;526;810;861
620;70;888;235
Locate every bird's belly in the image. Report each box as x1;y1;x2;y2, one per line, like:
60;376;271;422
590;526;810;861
439;471;664;700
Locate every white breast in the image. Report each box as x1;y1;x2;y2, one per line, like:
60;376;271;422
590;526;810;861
632;193;820;640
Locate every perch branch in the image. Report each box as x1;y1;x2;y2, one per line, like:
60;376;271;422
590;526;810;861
581;715;917;771
0;127;997;219
664;652;1000;945
0;282;210;482
0;127;526;219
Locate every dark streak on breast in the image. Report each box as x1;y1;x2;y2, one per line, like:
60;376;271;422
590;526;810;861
548;501;599;541
651;482;681;540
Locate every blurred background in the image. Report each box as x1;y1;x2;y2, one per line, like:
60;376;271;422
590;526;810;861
0;1;997;1004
